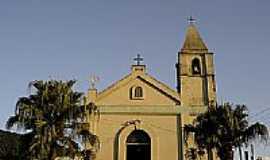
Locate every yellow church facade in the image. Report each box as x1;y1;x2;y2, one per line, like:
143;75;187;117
86;23;217;160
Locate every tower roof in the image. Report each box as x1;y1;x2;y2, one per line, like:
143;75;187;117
181;24;208;51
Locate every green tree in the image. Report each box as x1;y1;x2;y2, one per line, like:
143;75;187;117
6;80;100;160
0;130;33;160
184;103;269;160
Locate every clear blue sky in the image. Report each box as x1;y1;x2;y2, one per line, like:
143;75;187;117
0;0;270;156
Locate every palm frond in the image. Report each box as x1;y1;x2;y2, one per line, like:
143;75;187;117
243;122;269;143
6;115;19;129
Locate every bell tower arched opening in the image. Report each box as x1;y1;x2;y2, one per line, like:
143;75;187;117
191;58;201;75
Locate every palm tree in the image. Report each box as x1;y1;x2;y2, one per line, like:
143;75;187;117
184;103;269;160
6;80;100;160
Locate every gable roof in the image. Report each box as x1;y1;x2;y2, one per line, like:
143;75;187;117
95;68;181;104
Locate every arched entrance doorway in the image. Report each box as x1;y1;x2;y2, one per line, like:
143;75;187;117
126;130;151;160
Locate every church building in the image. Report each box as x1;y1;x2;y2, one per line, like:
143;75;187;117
86;22;217;160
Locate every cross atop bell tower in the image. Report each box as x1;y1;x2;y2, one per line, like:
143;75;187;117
187;16;196;24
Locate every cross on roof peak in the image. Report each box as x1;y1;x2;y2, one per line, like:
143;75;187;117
133;54;143;65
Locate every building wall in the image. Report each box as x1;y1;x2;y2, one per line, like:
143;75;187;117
95;114;180;160
86;24;218;160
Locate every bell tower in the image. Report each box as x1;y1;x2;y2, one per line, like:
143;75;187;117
176;22;217;106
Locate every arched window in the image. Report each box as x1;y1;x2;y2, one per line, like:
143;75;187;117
129;87;133;99
130;86;144;100
192;58;201;75
134;86;143;98
126;130;151;160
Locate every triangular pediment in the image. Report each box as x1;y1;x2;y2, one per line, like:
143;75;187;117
94;68;180;106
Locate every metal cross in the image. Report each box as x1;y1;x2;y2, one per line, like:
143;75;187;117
188;16;196;24
133;54;143;65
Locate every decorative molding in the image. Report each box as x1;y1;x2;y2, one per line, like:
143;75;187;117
98;105;207;115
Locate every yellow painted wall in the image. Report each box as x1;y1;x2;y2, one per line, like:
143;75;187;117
96;78;177;106
95;114;180;160
85;24;218;160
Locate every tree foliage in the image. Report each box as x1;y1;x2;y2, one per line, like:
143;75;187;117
184;103;269;160
0;130;33;160
6;80;100;160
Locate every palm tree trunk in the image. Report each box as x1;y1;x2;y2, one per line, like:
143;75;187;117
207;147;213;160
238;146;243;160
220;142;234;160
